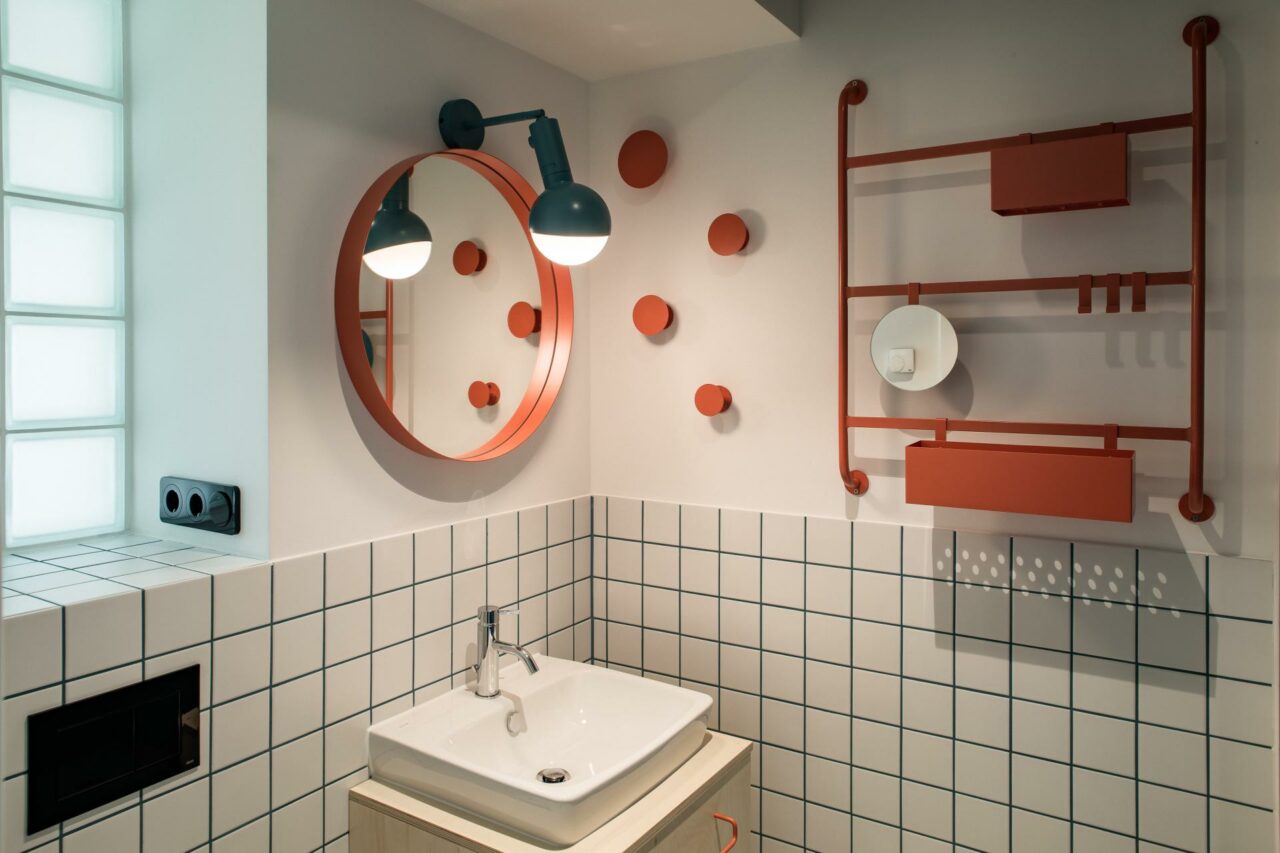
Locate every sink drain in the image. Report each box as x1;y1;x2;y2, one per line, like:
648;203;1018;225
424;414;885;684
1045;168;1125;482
537;767;569;784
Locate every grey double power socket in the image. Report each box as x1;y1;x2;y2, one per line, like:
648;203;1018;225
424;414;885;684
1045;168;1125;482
159;476;240;535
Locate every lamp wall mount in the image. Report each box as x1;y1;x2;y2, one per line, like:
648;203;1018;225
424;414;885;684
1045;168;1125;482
439;99;546;151
440;99;575;188
438;98;611;267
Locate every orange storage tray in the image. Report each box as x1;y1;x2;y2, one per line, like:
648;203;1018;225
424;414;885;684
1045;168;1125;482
905;440;1134;522
990;132;1128;215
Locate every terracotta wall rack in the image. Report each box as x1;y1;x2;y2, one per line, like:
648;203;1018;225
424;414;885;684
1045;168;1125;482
359;278;395;409
837;16;1219;523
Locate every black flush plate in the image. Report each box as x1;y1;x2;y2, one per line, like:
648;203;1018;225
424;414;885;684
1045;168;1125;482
27;665;200;833
160;476;240;535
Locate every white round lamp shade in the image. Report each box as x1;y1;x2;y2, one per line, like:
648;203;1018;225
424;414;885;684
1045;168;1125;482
363;240;432;280
870;304;958;391
530;232;607;266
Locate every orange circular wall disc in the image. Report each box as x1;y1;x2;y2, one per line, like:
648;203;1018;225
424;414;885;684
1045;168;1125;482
468;380;500;408
508;301;542;338
632;295;673;336
708;213;749;255
453;240;487;275
695;384;732;416
618;130;669;189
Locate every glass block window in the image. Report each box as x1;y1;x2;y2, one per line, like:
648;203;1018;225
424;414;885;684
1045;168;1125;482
1;0;126;547
5;317;124;429
3;197;125;314
5;429;124;543
0;0;122;95
1;77;125;206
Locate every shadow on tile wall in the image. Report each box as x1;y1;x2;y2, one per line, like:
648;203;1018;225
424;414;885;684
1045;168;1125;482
592;496;1276;853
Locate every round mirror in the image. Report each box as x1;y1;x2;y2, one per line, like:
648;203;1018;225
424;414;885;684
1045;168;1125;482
335;151;573;461
870;304;958;391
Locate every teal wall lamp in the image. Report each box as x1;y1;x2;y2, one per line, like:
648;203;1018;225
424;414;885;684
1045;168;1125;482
363;171;432;280
439;98;611;267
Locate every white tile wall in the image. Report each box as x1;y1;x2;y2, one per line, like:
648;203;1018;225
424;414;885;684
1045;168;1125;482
212;562;270;638
0;497;592;852
370;535;412;596
125;572;208;651
595;495;1277;853
3;494;1273;852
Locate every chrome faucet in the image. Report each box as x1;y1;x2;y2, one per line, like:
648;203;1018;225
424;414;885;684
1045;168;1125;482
474;605;539;698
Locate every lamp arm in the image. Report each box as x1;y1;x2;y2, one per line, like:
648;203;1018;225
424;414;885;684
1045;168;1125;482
469;108;574;188
473;108;546;129
437;100;578;192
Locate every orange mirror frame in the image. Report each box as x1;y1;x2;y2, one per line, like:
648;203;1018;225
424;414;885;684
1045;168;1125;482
335;149;574;461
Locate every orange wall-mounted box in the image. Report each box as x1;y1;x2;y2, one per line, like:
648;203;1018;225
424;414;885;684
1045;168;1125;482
990;132;1128;215
905;440;1134;522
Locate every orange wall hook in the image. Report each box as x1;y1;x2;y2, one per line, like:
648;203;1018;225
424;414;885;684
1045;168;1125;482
695;384;732;416
708;213;749;256
507;301;542;338
632;295;673;336
618;130;668;189
453;240;488;275
467;380;500;408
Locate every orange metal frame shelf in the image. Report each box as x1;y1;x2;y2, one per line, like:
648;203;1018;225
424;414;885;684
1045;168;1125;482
837;16;1219;523
359;279;395;409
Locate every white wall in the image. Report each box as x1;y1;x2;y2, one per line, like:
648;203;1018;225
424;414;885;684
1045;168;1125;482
129;0;1278;562
586;0;1280;559
267;0;591;557
129;0;270;556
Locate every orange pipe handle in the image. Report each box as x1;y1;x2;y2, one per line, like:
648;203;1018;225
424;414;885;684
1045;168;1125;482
712;812;738;852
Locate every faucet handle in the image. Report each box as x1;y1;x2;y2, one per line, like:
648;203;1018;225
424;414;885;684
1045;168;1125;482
476;604;518;620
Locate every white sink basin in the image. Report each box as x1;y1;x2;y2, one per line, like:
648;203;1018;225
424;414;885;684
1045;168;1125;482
367;655;712;846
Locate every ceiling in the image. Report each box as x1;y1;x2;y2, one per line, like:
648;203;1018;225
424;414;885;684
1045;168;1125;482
413;0;802;81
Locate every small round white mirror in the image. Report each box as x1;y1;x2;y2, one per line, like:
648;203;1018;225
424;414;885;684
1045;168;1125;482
870;304;958;391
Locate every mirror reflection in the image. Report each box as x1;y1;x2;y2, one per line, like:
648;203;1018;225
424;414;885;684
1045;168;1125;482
359;157;541;457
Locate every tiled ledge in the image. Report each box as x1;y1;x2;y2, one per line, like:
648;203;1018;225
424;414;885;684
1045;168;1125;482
2;532;260;619
0;499;596;695
8;498;1274;621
